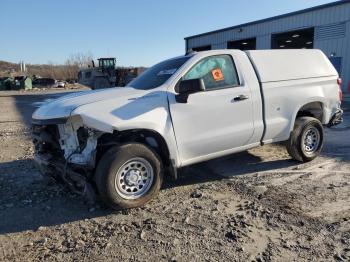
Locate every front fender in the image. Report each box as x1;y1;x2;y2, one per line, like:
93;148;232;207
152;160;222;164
71;90;181;168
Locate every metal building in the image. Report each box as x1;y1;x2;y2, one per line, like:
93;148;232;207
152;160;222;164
185;0;350;92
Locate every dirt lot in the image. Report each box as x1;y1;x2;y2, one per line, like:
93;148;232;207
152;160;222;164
0;90;349;262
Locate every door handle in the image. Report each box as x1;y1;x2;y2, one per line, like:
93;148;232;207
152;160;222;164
233;94;249;102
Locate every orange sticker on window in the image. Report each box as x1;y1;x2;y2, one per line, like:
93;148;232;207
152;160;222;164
211;68;224;81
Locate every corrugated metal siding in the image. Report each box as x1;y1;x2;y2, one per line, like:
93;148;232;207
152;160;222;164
186;2;350;91
256;35;271;49
342;21;350;91
314;21;350;90
187;3;350;49
315;23;346;40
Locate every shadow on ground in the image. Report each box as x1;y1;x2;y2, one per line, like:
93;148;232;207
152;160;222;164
0;92;348;235
193;150;297;178
0;148;302;235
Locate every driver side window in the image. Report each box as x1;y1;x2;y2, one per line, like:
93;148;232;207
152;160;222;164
183;55;239;90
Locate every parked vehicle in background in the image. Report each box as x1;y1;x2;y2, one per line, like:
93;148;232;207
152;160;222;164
54;81;66;88
32;49;343;209
78;57;146;89
32;77;56;88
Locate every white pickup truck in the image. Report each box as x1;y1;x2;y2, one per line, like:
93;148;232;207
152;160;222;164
32;49;343;209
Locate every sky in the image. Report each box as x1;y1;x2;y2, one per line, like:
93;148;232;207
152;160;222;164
0;0;337;66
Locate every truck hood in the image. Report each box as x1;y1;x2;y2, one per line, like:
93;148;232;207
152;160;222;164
32;87;148;121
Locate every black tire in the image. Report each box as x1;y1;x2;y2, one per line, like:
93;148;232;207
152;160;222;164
95;143;163;209
286;116;324;162
93;78;111;89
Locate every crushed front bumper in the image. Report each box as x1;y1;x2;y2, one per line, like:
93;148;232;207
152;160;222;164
32;122;97;204
34;153;96;204
328;108;343;127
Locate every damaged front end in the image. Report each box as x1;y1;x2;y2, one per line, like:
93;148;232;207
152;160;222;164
32;116;101;203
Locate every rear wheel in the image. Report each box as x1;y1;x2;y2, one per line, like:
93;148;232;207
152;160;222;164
95;143;163;209
286;116;324;162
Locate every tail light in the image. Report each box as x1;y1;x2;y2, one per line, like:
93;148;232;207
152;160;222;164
337;78;343;102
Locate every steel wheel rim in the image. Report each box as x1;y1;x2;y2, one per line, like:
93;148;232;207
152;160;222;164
114;157;154;200
302;126;320;155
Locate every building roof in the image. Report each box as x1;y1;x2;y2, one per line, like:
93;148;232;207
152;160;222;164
185;0;350;40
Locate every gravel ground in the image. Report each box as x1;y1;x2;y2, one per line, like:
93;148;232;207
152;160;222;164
0;90;349;262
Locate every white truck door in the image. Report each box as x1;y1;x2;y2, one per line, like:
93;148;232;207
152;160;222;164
169;54;254;164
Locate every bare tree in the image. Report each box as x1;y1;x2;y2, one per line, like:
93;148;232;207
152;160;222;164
62;52;94;80
1;52;94;81
66;52;94;68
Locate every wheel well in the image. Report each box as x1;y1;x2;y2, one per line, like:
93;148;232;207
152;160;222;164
96;129;171;167
296;102;323;122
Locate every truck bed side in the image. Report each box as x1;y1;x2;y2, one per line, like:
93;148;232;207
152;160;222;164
246;49;340;143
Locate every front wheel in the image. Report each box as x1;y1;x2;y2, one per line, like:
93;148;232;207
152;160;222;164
286;116;324;162
95;143;163;209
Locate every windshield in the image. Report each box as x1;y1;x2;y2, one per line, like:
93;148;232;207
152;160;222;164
127;56;191;90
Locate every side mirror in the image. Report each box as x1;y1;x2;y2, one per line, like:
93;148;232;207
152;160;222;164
175;78;205;103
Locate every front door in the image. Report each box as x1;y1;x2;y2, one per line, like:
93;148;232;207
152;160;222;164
169;54;254;165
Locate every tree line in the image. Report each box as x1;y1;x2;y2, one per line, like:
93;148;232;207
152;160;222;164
0;52;93;81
